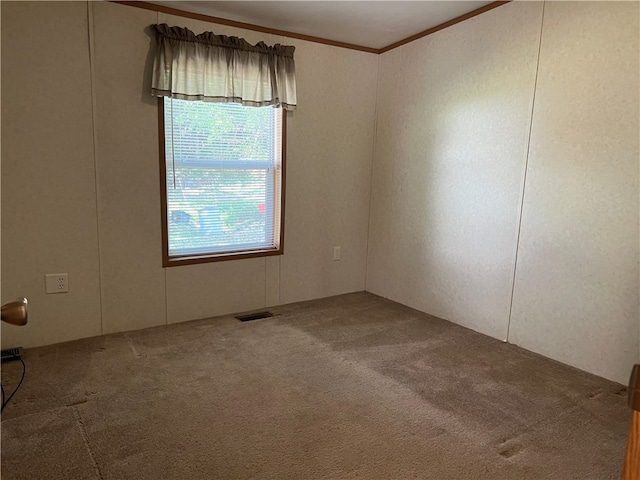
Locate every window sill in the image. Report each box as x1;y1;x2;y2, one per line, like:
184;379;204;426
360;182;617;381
163;246;283;267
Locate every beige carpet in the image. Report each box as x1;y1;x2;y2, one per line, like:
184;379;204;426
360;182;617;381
0;292;630;479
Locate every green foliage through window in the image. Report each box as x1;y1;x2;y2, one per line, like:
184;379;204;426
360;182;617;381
163;98;283;260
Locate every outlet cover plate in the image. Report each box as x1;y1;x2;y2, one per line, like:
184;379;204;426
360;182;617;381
45;273;68;294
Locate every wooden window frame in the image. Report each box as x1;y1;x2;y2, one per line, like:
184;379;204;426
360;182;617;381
158;99;286;267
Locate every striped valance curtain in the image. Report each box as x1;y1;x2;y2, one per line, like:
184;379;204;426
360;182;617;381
150;24;297;110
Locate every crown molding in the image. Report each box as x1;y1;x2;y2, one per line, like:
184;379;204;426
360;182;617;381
112;1;510;55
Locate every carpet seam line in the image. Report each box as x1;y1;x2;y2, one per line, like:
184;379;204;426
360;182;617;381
73;404;104;480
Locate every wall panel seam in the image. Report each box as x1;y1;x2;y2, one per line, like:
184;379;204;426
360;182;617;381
159;9;170;326
87;1;105;336
506;1;546;342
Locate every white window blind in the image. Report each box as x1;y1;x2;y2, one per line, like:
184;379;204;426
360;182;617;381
163;97;283;258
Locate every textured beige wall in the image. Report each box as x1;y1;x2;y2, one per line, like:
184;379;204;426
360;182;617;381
367;2;543;339
279;37;377;304
368;1;639;383
509;2;639;384
1;2;378;346
92;3;167;334
1;2;103;347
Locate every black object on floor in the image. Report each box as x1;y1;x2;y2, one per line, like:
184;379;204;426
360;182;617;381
1;347;23;361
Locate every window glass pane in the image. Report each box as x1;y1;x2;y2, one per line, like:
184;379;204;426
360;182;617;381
163;98;281;259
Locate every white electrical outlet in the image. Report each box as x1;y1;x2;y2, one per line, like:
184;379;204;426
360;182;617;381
45;273;69;294
333;246;341;261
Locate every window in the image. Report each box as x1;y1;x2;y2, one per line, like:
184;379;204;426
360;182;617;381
159;97;285;266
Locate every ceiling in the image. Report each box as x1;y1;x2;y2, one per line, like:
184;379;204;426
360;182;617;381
148;1;496;50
